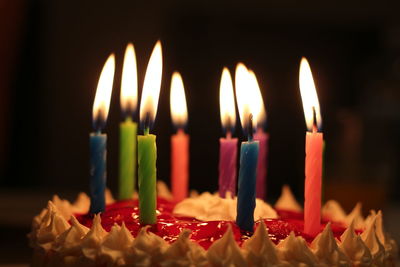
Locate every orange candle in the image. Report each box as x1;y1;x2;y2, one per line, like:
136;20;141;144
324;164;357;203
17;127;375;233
170;72;189;202
299;57;323;237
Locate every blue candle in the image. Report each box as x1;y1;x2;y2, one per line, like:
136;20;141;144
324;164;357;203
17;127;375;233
89;54;115;214
236;138;259;233
234;62;263;233
89;133;107;213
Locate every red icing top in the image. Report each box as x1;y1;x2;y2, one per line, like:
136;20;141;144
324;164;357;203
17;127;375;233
75;197;348;250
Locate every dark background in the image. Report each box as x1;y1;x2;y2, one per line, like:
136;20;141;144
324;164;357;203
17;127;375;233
1;0;400;264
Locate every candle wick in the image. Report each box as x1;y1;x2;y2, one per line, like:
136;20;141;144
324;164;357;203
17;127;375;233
122;103;135;121
144;112;151;135
93;109;105;133
248;113;254;141
312;106;317;133
226;131;232;139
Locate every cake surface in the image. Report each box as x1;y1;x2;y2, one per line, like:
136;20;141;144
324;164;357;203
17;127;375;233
29;184;398;266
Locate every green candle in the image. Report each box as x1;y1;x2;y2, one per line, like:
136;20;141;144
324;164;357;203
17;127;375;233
118;118;137;200
137;40;163;225
138;129;157;225
118;43;138;200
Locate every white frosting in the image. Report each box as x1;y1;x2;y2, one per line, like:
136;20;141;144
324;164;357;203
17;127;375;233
126;226;168;266
344;203;365;229
339;220;372;266
33;201;70;251
162;229;208;267
157;180;174;201
54;215;90;256
29;188;398;267
277;232;318;266
373;211;398;264
80;214;108;260
173;192;277;221
71;192;90;214
360;216;385;266
243;220;286;266
311;222;350;266
99;223;133;266
105;188;115;204
274;185;302;212
207;224;247;267
322;200;348;223
52;195;73;220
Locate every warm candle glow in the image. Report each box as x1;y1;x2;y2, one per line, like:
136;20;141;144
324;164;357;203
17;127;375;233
139;41;163;128
299;57;322;131
92;54;115;130
170;72;188;128
219;67;236;133
248;70;267;128
120;43;138;115
235;63;264;132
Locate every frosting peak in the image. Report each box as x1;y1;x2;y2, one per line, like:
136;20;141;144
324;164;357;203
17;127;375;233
173;192;277;221
243;220;282;266
277;232;318;265
274;185;302;212
339;220;372;266
81;214;108;260
311;223;350;266
207;225;247;266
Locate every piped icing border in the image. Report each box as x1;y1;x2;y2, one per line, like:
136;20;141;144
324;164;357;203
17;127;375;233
29;185;398;267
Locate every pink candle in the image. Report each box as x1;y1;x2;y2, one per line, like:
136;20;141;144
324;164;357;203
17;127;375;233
219;133;238;197
253;129;269;200
299;57;323;237
218;67;238;198
246;70;268;200
171;129;189;202
170;72;189;202
304;129;323;236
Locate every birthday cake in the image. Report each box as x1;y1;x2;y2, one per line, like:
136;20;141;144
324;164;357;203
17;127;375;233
29;182;398;267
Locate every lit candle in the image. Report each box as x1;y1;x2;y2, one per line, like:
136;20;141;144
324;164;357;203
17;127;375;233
218;67;238;198
170;72;189;202
90;54;115;214
247;70;269;200
137;41;163;225
118;43;138;200
299;57;323;237
235;63;260;233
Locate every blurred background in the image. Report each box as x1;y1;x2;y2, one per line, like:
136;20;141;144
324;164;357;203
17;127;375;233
1;0;400;264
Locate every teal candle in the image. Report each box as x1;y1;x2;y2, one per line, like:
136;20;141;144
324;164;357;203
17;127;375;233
236;138;259;233
89;132;107;213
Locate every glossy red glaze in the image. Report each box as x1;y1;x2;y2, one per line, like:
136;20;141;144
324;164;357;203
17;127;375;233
75;197;348;250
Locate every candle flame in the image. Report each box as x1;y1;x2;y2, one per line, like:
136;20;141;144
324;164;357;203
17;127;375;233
299;57;322;131
219;67;236;134
120;43;138;116
139;40;163;130
248;70;267;128
92;54;115;131
235;63;266;133
170;72;188;128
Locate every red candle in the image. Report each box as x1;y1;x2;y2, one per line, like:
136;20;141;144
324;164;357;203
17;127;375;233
170;72;189;202
218;67;238;197
299;57;323;237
